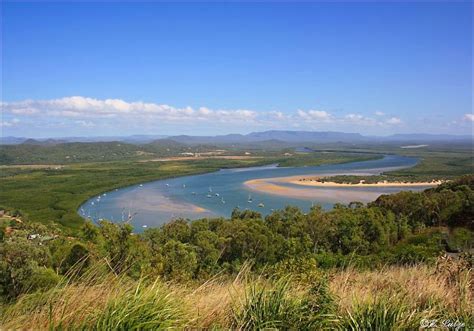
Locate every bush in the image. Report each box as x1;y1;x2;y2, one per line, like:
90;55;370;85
232;277;338;329
83;279;187;330
25;267;61;293
340;299;419;330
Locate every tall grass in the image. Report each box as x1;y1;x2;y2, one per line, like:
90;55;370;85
332;257;473;330
1;257;472;329
1;263;190;330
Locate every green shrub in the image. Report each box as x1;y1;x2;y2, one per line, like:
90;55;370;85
340;299;419;330
81;279;187;330
232;277;338;329
25;267;61;293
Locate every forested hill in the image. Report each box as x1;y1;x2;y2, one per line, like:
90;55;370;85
0;140;214;164
0;142;144;164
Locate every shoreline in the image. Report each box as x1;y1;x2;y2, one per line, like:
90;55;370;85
244;174;440;203
78;155;424;222
290;178;443;188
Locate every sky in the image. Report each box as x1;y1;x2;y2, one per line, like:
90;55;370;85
1;1;472;138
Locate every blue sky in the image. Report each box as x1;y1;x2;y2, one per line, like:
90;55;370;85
1;1;472;137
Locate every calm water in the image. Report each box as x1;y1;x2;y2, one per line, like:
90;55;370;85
79;155;431;230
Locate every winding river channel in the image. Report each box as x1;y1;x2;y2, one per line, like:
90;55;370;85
79;155;434;230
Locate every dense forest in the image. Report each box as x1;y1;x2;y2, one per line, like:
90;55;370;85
1;176;472;329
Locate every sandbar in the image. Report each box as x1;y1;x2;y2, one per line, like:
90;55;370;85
244;175;441;203
289;178;443;188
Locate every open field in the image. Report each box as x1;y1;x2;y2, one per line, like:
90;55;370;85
140;155;264;162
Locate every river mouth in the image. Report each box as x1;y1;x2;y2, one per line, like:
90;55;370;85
79;155;433;230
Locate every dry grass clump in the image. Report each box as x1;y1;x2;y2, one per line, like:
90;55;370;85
331;257;473;329
1;265;190;330
180;265;251;328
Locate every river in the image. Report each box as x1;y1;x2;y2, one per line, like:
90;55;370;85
79;155;433;230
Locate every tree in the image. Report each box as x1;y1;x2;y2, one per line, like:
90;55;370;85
98;221;133;274
0;230;53;299
161;240;197;280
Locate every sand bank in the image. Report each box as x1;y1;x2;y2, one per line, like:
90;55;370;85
290;178;442;188
116;187;212;215
244;178;381;203
244;175;440;203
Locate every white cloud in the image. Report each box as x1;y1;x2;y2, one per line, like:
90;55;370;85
344;114;377;126
375;111;385;116
2;96;258;124
386;117;402;125
297;109;333;122
269;111;286;120
2;96;408;133
0;118;20;127
463;113;474;122
75;120;96;128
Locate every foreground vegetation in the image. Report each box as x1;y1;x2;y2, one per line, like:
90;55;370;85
2;259;471;330
1;176;473;329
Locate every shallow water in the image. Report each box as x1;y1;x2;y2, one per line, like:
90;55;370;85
79;155;432;230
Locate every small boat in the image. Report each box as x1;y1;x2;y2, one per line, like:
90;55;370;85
215;193;220;197
142;225;148;228
248;194;253;203
182;184;186;188
165;183;170;187
206;194;212;198
258;202;265;208
221;198;226;204
209;187;213;193
139;184;143;187
91;201;95;205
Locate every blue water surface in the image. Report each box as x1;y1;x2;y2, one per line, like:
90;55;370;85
79;155;431;230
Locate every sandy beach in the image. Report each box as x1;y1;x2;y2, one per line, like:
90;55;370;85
244;178;381;203
290;178;443;188
244;175;441;203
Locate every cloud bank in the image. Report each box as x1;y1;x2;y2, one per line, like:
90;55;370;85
1;96;408;135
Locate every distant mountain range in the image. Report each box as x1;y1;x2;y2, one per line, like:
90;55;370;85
1;131;472;146
0;135;168;145
159;131;473;145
